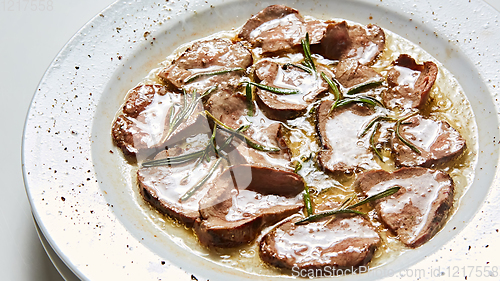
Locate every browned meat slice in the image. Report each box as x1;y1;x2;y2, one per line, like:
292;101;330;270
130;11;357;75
382;54;438;109
253;59;331;119
239;5;304;54
334;59;383;91
354;167;454;247
392;115;466;167
194;164;305;248
158;38;252;92
259;214;380;271
316;101;380;174
314;21;385;65
138;137;223;227
111;85;209;157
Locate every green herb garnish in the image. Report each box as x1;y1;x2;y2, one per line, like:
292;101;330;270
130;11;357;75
331;95;384;110
282;63;313;74
345;79;385;96
205;110;280;152
241;81;300;95
303;185;313;217
396;112;421;154
301;33;316;73
184;68;244;84
295;186;400;225
370;122;384;162
245;83;254;117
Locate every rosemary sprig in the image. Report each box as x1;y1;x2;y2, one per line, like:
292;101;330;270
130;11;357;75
165;86;217;140
359;115;397;138
396;112;421;154
179;158;223;202
141;150;204;167
347;186;401;209
370;122;384;162
205;110;280;152
331;95;384;110
303;185;313;216
184;68;244;84
295;186;400;225
282;63;313;74
301;33;316;73
241;81;300;95
345;79;384;96
245;83;254;117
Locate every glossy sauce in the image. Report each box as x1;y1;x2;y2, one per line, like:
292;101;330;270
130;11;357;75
125;19;477;276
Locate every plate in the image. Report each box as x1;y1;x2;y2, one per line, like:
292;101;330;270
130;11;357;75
22;0;500;280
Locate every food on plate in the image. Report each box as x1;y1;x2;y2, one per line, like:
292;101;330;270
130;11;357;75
111;4;476;276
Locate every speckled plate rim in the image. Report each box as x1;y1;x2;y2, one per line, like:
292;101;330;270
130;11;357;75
22;0;500;280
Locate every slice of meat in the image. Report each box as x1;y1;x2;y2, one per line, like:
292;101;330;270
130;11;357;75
158;38;252;93
392;115;466;167
238;5;307;54
334;59;383;91
194;164;305;248
316;101;380;174
138;135;223;227
354;167;454;247
253;59;331;120
314;21;385;65
259;215;380;271
382;54;438;109
111;85;209;158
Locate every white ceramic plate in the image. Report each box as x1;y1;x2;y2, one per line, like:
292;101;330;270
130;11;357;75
23;0;500;280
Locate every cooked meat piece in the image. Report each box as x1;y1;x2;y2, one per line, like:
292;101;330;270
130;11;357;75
354;167;454;247
158;38;252;92
382;54;438;109
314;21;385;65
316;101;380;174
259;215;380;271
194;164;305;248
111;85;209;157
138;136;222;227
392;115;466;167
204;88;248;130
253;59;331;119
334;59;383;90
239;5;305;54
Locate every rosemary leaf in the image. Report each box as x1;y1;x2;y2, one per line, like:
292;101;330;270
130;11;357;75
241;81;300;95
295;209;365;225
370;122;384;162
332;96;384;110
294;161;303;173
321;72;341;102
180;158;222;202
184;68;244;83
141;150;204;167
245;84;254;117
303;185;313;217
359;115;397;137
345;79;384;96
283;63;313;74
301;32;316;73
347;186;400;209
205;110;280;152
396;112;421;154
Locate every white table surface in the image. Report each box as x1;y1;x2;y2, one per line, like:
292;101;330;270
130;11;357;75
1;0;499;280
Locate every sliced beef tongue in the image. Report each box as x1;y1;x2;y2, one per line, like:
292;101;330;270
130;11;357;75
259;213;380;271
194;164;305;248
354;167;454;247
158;38;252;93
112;84;209;158
253;59;331;120
138;135;223;228
392;115;466;168
238;5;324;55
382;54;438;110
334;59;383;91
314;21;385;65
316;101;381;174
